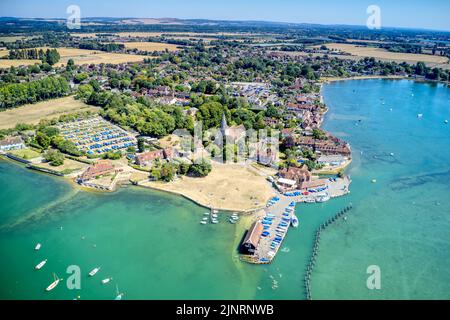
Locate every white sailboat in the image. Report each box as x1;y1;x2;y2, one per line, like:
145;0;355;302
291;214;299;228
35;259;47;270
35;243;41;251
46;273;61;292
115;285;124;300
89;267;101;277
102;277;112;284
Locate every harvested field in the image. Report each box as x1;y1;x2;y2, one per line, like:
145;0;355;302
122;42;181;52
321;43;449;65
0;96;100;129
0;59;40;68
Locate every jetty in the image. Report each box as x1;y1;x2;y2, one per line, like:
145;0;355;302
240;194;295;264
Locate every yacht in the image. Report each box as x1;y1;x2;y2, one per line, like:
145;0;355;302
35;243;42;251
89;267;101;277
46;273;61;292
35;259;47;270
291;214;299;228
115;285;124;300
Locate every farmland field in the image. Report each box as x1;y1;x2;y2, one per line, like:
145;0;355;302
121;42;181;51
0;47;147;68
0;96;100;129
321;43;449;65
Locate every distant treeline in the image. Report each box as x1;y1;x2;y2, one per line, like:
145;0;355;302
0;76;70;110
78;41;125;52
7;48;61;65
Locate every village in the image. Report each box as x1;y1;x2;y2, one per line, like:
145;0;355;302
0;36;365;265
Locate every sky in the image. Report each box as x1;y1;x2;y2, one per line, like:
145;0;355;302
0;0;449;31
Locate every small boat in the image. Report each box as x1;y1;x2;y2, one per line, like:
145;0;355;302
203;212;210;216
445;120;448;124
46;273;61;292
390;153;395;156
35;259;47;270
211;214;218;219
35;243;42;251
229;219;237;224
102;277;113;285
202;217;209;221
115;285;124;300
417;114;423;118
211;219;219;224
200;221;207;225
291;214;299;228
212;210;219;214
89;267;101;277
371;179;377;183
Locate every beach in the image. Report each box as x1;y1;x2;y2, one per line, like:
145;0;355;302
138;163;276;212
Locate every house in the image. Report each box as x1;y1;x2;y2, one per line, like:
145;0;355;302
240;221;264;255
135;148;175;166
278;165;328;191
317;155;348;167
0;136;25;152
78;160;116;182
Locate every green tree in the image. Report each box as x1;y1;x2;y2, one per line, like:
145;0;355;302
44;149;65;166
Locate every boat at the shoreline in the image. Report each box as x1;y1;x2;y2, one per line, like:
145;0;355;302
291;214;299;228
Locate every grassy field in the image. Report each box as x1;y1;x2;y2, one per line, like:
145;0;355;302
8;148;41;160
122;42;180;51
0;59;41;68
321;43;449;64
0;96;100;129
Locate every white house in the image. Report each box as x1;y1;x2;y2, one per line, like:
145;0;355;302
0;136;25;152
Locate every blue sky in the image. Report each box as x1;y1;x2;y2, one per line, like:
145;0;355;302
1;0;449;31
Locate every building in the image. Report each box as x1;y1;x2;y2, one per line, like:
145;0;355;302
278;165;328;191
0;136;25;152
240;221;264;255
135;148;174;166
78;160;116;182
317;155;349;167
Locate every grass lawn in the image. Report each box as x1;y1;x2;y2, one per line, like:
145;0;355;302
9;148;41;160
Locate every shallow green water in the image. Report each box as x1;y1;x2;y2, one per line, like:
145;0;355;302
0;79;449;300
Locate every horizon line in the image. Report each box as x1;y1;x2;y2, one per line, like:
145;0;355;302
1;16;450;33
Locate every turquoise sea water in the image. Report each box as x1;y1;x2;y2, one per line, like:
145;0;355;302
0;79;449;300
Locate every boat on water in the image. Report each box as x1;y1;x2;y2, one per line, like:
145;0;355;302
291;214;299;228
200;221;207;225
203;212;210;216
229;218;237;224
35;259;47;270
35;243;41;251
102;277;112;284
211;214;218;219
89;267;101;277
211;219;219;224
316;195;331;203
445;120;449;124
212;209;219;214
46;273;61;292
115;285;124;300
417;113;423;118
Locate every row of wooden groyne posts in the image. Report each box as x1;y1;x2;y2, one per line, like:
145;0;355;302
304;204;353;300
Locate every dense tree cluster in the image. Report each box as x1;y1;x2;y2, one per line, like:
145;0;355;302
0;76;70;109
7;48;60;65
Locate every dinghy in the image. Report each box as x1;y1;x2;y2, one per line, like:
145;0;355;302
89;267;101;277
115;285;124;300
35;259;47;270
102;277;112;284
46;273;61;292
35;243;41;251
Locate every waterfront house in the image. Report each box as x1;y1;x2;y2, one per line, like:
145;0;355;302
78;160;116;182
135;148;175;166
240;221;264;255
0;136;25;152
278;165;328;192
